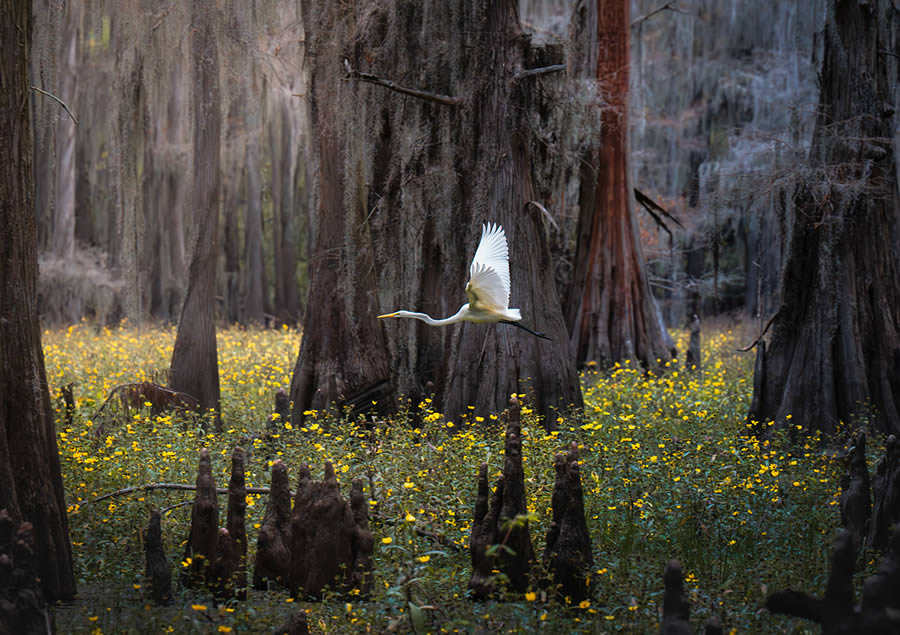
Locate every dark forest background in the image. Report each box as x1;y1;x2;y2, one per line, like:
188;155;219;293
30;0;826;330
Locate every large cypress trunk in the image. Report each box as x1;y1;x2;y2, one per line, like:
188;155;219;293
748;0;899;437
293;0;582;425
0;0;76;601
289;1;393;420
170;0;222;427
564;0;672;370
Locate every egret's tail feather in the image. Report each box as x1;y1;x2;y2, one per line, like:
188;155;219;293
500;320;551;341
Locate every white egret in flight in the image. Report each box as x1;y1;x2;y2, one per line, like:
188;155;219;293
378;223;550;340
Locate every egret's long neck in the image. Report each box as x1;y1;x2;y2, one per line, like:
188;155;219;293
397;307;466;326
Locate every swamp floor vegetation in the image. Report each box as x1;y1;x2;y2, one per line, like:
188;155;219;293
43;321;862;633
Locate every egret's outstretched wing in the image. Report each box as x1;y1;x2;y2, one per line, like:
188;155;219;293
466;223;510;311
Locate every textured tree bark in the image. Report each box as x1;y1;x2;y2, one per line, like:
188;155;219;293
51;1;78;260
269;102;301;324
0;0;76;602
226;447;248;599
222;156;242;324
253;459;292;589
748;0;899;437
288;462;373;599
839;432;871;551
29;0;60;251
114;0;147;324
296;0;582;425
0;510;54;633
170;0;222;428
147;55;189;322
289;1;392;421
243;141;266;324
544;442;593;603
469;399;534;598
182;448;219;588
868;435;900;551
144;510;172;605
564;0;672;370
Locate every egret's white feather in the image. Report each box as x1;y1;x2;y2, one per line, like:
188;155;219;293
378;222;550;338
467;223;510;311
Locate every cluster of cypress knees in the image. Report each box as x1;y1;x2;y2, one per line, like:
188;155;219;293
4;397;900;633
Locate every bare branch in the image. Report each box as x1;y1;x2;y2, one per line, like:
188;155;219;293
515;64;566;80
343;59;462;107
526;200;560;231
634;188;673;239
631;1;688;27
737;312;779;352
634;187;685;231
30;85;78;125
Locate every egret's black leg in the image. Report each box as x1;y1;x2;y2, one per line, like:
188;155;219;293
500;320;552;341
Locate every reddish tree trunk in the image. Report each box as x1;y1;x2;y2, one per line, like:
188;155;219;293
0;0;75;601
565;0;671;370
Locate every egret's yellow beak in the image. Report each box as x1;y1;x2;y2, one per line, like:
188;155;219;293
378;312;398;319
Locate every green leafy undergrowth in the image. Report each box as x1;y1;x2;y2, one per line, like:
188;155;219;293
44;321;857;633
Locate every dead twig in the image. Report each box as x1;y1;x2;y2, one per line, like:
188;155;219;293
515;64;566;80
634;188;684;231
631;1;688;27
30;85;78;125
343;59;463;107
737;312;779;352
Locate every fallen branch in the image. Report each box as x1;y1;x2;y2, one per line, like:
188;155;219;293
343;59;462;107
93;382;200;421
30;85;78;125
81;483;280;506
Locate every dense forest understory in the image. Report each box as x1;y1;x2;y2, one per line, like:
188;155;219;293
43;321;852;633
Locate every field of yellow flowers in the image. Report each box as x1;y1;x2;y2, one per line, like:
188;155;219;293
44;321;851;633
